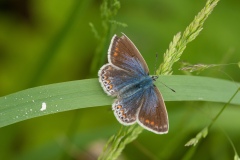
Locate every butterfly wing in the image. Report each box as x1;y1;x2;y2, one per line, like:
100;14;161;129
112;83;169;131
108;34;149;75
98;34;149;96
137;86;169;134
112;89;145;125
98;64;138;96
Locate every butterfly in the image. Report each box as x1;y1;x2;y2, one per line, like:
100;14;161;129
98;33;168;134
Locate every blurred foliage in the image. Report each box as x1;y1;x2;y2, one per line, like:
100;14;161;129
0;0;240;160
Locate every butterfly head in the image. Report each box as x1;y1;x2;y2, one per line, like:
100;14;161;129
151;75;158;81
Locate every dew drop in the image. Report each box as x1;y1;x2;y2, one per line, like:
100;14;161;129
40;102;47;111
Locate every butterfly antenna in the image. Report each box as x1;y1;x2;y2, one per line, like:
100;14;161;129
153;53;175;92
160;81;176;92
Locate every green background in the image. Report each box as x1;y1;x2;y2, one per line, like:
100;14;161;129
0;0;239;159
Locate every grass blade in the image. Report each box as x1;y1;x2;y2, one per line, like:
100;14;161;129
0;76;239;128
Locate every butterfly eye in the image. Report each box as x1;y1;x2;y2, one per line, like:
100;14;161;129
152;76;158;81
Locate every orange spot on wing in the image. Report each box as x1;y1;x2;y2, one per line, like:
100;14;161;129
113;52;118;57
105;80;110;84
150;121;154;125
145;119;150;124
117;105;122;109
107;85;113;90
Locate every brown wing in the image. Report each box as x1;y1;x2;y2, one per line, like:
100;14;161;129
108;33;149;75
137;86;169;134
98;64;136;96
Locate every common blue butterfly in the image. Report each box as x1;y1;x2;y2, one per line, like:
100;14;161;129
98;33;168;134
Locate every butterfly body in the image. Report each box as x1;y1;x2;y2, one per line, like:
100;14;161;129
119;76;153;99
98;34;169;134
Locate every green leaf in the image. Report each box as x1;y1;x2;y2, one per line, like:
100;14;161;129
0;75;239;128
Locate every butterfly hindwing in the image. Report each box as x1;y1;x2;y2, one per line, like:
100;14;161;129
112;89;145;125
138;86;169;134
98;64;140;96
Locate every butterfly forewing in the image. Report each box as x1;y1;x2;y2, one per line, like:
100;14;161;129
99;34;148;96
108;34;149;75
